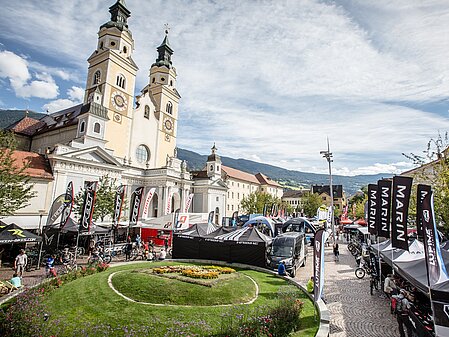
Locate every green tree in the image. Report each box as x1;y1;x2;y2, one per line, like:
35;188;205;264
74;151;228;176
0;130;36;217
74;175;118;222
240;191;280;214
403;132;449;234
349;187;368;219
301;193;322;218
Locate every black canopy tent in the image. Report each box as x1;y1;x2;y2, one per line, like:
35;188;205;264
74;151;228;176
0;223;42;244
172;223;219;260
173;225;272;267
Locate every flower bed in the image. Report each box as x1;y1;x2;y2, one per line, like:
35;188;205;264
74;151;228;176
152;265;236;280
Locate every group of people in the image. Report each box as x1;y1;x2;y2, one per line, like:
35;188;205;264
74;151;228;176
383;273;416;337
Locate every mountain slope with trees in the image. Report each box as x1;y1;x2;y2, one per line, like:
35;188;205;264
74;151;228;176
178;148;391;196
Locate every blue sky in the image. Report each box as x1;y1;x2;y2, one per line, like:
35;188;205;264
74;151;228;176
1;0;448;176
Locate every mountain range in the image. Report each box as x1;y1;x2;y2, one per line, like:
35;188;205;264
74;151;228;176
1;109;391;195
177;148;391;196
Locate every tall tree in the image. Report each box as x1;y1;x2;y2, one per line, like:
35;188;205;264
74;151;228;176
301;193;322;218
403;132;449;234
240;191;280;214
74;175;118;222
0;130;36;217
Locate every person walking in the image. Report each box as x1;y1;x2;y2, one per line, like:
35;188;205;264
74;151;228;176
333;242;339;261
14;249;28;278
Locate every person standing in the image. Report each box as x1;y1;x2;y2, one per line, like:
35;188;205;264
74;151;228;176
136;234;142;248
14;249;27;278
164;237;169;251
88;238;95;258
393;289;412;337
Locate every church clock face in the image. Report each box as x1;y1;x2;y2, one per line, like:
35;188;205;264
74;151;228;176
111;91;127;111
163;116;174;135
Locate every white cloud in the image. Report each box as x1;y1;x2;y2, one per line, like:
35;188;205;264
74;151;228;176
42;86;84;113
0;50;59;99
42;99;76;113
67;86;84;101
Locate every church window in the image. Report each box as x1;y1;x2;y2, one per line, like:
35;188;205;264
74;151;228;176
144;105;150;119
93;70;101;85
79;121;85;133
94;122;101;133
136;145;150;163
116;74;126;89
216;165;219;172
123;46;127;54
110;41;116;46
210;165;213;171
170;80;173;86
161;77;165;82
100;41;104;49
166;101;173;114
216;197;219;202
152;77;155;83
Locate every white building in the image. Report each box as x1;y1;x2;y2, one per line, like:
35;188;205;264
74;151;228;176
192;145;284;218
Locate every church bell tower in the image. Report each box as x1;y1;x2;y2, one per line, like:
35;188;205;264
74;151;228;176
148;28;181;167
84;0;138;159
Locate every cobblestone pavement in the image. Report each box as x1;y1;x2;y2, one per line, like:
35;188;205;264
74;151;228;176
296;240;400;337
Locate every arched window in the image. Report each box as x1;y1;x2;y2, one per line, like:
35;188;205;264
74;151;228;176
144;105;150;119
136;145;150;163
79;121;85;133
210;165;213;171
170;80;173;86
152;77;155;83
94;122;101;133
116;74;126;89
166;101;173;115
123;46;127;54
93;70;101;85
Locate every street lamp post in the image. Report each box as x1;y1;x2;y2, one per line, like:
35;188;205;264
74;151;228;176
320;140;336;241
37;209;46;269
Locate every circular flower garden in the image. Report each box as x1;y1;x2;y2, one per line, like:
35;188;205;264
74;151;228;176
0;261;318;337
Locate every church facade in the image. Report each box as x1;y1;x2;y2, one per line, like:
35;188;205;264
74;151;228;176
4;0;193;229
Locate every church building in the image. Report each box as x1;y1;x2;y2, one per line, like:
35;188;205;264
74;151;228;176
4;0;192;228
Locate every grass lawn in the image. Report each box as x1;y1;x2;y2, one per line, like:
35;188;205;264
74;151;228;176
36;261;319;336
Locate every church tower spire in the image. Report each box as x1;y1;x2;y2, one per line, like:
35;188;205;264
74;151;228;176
149;27;181;168
83;0;138;160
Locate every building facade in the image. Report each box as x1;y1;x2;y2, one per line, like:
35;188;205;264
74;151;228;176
192;145;284;218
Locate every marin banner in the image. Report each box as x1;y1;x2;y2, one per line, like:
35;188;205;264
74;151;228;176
79;182;97;233
112;185;126;226
45;194;66;227
129;187;144;225
60;181;74;229
141;187;156;219
367;183;378;235
391;176;413;251
416;184;431;240
376;180;392;239
313;228;326;303
422;191;449;286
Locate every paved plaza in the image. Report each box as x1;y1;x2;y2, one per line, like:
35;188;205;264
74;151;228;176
297;241;400;337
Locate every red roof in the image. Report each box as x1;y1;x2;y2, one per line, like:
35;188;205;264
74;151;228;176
222;166;260;184
7;116;45;136
255;172;281;187
10;150;53;180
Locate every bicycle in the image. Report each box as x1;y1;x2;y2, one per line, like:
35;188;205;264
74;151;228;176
354;256;374;279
